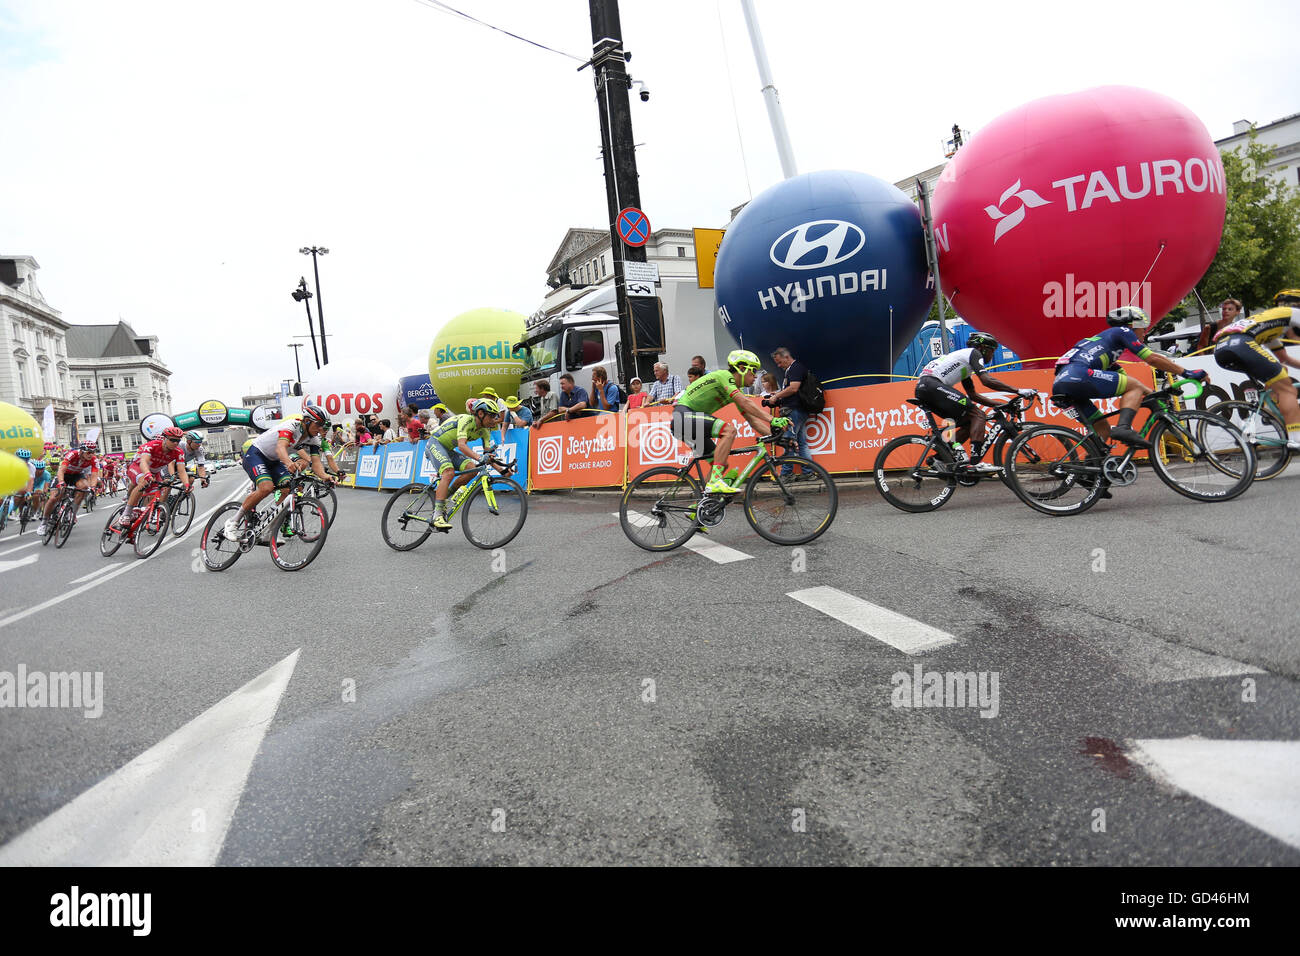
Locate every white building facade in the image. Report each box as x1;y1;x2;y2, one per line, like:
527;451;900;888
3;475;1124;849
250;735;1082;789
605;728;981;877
66;322;173;457
0;256;77;442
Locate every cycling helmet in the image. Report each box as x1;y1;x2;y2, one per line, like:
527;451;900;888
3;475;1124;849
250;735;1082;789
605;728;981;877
1107;306;1151;329
80;441;99;452
471;398;499;417
967;331;998;353
1273;289;1300;307
727;349;762;372
15;448;31;460
300;403;329;428
184;430;205;444
161;426;185;440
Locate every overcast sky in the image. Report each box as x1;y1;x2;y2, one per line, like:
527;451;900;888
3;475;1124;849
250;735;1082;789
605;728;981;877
2;0;1296;411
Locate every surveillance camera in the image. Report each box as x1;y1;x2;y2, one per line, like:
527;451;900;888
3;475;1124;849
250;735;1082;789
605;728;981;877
639;88;649;102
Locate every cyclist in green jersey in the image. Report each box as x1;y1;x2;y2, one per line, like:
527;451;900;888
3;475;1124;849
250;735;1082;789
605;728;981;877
426;400;501;530
672;349;786;494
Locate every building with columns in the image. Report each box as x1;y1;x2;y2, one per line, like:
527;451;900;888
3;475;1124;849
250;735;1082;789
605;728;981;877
0;256;77;442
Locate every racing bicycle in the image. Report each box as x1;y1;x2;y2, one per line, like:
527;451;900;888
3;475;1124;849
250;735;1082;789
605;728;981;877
42;483;83;548
381;455;527;552
101;477;184;558
1205;379;1293;481
1002;377;1256;516
873;394;1039;513
619;424;837;551
200;472;331;571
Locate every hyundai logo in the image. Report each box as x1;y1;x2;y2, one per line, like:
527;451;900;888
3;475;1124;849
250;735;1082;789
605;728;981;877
769;220;865;271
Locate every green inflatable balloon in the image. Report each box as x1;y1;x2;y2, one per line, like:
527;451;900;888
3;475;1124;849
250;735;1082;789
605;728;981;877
429;308;527;413
0;401;45;458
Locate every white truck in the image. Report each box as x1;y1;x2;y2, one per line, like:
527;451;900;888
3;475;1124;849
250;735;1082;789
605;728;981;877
514;281;738;410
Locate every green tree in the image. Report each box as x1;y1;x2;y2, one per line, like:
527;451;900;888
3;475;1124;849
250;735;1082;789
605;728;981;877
1194;131;1300;313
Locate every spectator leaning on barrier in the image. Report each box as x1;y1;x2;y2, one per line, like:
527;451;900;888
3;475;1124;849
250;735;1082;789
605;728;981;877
760;371;779;405
590;366;620;414
626;377;648;409
646;362;684;404
431;404;451;426
380;419;397;443
355;419;371;445
1196;298;1243;353
406;412;424;443
764;347;814;476
555;373;589;421
531;382;559;428
506;395;533;426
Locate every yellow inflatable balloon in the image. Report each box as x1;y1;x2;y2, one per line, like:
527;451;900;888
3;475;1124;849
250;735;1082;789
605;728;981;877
0;450;29;496
0;402;44;458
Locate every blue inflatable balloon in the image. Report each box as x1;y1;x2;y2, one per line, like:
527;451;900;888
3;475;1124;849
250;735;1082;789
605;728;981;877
398;373;440;410
714;170;933;387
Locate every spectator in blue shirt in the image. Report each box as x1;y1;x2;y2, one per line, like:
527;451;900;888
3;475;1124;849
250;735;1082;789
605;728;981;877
536;373;589;426
589;367;620;414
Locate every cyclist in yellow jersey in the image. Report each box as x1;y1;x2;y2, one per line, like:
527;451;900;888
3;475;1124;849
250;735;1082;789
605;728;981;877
1213;289;1300;449
672;349;786;494
426;400;501;530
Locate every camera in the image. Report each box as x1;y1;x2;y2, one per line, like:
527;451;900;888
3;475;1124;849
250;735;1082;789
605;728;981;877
628;78;649;102
640;88;649;102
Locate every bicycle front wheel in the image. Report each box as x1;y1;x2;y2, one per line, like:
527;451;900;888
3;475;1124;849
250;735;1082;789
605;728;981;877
55;503;76;548
744;456;837;545
620;467;701;552
270;499;329;570
304;480;338;522
134;503;170;558
201;502;246;571
100;505;126;557
873;435;956;512
170;492;195;536
381;483;436;551
1004;425;1106;516
462;476;528;550
1206;401;1291;481
1150;411;1255;502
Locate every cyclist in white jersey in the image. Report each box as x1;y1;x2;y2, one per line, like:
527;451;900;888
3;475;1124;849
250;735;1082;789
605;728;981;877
915;333;1037;466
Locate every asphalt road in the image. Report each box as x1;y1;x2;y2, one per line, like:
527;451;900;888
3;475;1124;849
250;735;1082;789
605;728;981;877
0;465;1297;865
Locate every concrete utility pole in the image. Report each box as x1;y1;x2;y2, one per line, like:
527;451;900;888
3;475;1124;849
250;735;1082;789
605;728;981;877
740;0;797;179
587;0;655;384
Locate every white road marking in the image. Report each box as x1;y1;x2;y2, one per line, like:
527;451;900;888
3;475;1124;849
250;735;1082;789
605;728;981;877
1129;738;1300;852
617;510;753;563
0;554;39;574
69;564;120;584
0;540;41;558
0;648;301;866
787;586;957;654
0;492;239;630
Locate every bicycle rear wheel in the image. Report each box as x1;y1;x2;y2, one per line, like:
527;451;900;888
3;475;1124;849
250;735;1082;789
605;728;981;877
381;483;436;551
744;456;837;545
620;467;701;552
134;503;170;558
0;500;8;535
873;435;956;512
1206;401;1291;481
170;491;195;536
100;505;127;557
1004;425;1106;516
201;503;247;571
461;476;527;550
1150;411;1255;501
55;502;76;548
270;500;328;570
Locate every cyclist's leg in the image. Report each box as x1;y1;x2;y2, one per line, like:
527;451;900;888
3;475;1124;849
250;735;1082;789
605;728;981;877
670;406;722;478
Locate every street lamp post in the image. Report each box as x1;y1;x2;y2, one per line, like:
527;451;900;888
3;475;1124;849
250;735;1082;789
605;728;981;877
287;343;304;384
290;277;320;369
300;246;329;366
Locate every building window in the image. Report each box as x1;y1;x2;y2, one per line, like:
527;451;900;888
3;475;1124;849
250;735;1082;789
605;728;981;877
80;378;92;390
678;246;686;257
82;401;97;424
110;435;123;453
39;365;50;396
102;377;114;389
105;400;120;422
130;435;143;451
11;322;20;341
126;398;139;420
123;375;135;388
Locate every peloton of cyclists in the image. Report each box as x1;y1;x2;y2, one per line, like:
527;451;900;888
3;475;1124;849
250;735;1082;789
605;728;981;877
37;441;101;537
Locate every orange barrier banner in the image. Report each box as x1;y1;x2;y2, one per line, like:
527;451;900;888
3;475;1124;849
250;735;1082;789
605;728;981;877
527;364;1158;487
529;412;625;490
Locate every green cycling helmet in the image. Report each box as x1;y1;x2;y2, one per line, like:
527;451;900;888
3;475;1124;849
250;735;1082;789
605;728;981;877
727;348;762;372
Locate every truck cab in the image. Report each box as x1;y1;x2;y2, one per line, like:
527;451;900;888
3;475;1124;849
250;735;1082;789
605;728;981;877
516;285;622;412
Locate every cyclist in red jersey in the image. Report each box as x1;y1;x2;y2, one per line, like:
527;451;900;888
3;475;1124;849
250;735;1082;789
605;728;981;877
37;441;100;536
119;426;190;529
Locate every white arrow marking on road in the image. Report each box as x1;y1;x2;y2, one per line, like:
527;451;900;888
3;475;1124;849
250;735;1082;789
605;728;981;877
788;586;957;654
69;564;120;584
0;648;301;866
0;554;38;573
616;511;753;564
0;540;41;558
1129;738;1300;852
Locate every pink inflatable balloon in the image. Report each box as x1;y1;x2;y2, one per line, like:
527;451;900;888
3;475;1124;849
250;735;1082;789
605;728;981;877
933;86;1226;363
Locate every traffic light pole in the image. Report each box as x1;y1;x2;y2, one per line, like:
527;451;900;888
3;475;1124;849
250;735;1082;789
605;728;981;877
587;0;655;385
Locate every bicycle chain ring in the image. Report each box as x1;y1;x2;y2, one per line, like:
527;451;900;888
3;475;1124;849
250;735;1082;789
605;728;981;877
1102;457;1138;486
696;497;727;526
